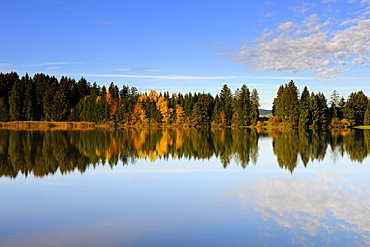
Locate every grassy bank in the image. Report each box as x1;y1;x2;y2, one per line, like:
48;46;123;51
353;125;370;129
0;121;96;130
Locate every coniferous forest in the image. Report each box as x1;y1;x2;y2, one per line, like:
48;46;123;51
0;72;369;129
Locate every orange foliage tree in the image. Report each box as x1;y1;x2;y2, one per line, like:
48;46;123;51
131;103;148;124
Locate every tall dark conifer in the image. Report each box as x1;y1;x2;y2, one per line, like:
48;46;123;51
8;78;23;121
237;85;251;126
219;84;233;126
364;100;370;125
299;86;311;129
250;88;260;125
345;91;368;126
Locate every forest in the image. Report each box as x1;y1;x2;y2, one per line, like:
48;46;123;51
0;72;369;129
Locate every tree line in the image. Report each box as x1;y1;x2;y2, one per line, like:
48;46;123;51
1;73;370;129
0;72;260;127
273;80;370;129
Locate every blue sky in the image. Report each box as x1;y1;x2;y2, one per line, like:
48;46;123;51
1;0;370;109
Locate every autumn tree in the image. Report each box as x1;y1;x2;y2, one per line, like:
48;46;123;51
156;96;173;124
175;104;185;125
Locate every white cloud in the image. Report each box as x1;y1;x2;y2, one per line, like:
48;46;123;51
0;63;11;68
74;73;318;81
26;61;83;67
277;22;294;31
114;67;160;72
236;12;370;77
290;3;316;14
68;73;370;83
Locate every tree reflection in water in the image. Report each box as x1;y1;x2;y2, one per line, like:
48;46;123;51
0;128;369;178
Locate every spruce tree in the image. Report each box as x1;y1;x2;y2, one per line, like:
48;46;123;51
237;85;251;126
364;100;370;125
286;80;299;128
250;88;260;125
219;84;233;126
345;91;368;126
0;98;9;121
8;79;23;121
298;86;311;129
23;78;35;120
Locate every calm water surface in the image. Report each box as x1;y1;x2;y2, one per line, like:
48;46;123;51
0;129;370;246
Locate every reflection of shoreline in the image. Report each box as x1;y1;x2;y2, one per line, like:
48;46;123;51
229;172;370;245
0;129;369;178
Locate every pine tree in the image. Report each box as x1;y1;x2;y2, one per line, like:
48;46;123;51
364;100;370;125
8;79;23;121
237;85;251;126
23;77;35;120
298;86;311;129
0;98;9;121
51;81;70;121
192;94;210;128
250;88;260;125
329;90;340;120
219;84;233;126
345;91;368;126
286;80;299;127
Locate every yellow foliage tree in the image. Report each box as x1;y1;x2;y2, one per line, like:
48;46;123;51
175;104;185;125
138;94;148;103
156;96;173;124
149;90;158;102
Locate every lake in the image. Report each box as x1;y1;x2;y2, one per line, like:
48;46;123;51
1;129;370;246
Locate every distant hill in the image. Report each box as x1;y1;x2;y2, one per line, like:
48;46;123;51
259;109;272;116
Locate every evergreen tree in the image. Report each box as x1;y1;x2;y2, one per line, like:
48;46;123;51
43;79;57;121
286;80;299;127
77;77;89;99
237;85;251;126
51;80;70;121
299;86;311;129
364;100;370;125
192;94;210;128
273;81;299;128
273;85;285;118
23;77;35;120
310;93;328;130
33;73;50;120
0;98;9;121
8;79;23;121
345;91;368;126
212;95;221;123
329;90;340;120
219;84;233;126
250;88;260;125
338;97;345;120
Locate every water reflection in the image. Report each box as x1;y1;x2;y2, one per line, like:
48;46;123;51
0;129;369;177
229;172;370;246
